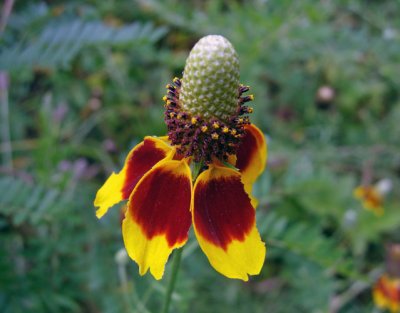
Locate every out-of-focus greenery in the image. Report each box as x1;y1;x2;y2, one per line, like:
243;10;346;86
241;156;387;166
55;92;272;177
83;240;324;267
1;1;399;312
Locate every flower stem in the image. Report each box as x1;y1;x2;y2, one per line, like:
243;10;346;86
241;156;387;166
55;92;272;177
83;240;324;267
0;72;12;170
161;247;183;313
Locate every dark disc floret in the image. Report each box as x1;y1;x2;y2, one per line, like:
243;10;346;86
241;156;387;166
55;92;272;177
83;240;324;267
163;78;254;164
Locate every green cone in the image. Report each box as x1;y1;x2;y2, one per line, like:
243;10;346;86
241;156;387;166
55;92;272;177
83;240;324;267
180;35;240;122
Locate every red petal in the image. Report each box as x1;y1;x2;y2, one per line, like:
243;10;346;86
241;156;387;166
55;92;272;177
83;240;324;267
121;137;172;198
192;165;266;280
128;159;192;247
373;275;400;309
193;166;255;249
236;124;267;185
94;136;172;218
123;159;192;279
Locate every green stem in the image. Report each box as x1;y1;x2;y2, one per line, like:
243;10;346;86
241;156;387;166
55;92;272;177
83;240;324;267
0;72;12;170
161;247;183;313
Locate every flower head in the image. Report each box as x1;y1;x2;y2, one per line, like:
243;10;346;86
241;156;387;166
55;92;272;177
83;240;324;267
373;243;400;312
94;35;267;281
373;274;400;312
353;179;392;216
164;35;255;164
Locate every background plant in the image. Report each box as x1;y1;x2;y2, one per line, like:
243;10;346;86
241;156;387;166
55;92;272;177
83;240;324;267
1;0;399;312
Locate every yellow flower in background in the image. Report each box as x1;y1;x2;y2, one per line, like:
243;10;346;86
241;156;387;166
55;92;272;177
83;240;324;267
353;185;383;215
373;274;400;312
94;35;267;281
353;179;392;216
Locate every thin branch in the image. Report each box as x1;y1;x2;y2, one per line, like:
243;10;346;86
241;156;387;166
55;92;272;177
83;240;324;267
0;72;13;170
329;267;384;313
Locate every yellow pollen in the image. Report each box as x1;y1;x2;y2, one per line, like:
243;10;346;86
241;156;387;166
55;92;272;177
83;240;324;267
222;126;229;133
238;118;244;123
212;122;220;129
169;112;175;118
211;133;219;140
165;84;171;89
191;117;198;125
162;96;167;101
173;77;179;83
249;94;254;101
230;129;237;135
201;126;208;132
177;113;182;119
248;107;253;113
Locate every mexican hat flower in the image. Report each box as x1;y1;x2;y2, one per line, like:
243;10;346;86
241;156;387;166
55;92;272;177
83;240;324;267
373;274;400;312
353;185;384;215
353;179;392;216
94;35;267;281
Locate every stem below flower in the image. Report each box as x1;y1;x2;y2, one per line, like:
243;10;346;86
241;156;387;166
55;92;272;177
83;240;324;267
161;247;183;313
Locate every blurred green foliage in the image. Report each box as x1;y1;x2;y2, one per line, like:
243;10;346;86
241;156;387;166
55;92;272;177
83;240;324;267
1;0;399;312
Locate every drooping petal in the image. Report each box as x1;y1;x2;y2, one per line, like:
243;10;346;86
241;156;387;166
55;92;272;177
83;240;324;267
373;275;400;312
122;159;192;280
192;164;266;281
236;124;267;186
94;137;173;218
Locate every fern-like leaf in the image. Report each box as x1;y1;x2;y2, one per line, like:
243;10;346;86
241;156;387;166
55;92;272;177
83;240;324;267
0;19;168;71
0;176;64;226
259;211;354;276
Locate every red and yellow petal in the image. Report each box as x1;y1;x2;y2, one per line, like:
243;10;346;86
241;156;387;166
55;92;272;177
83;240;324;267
192;164;266;281
373;275;400;312
94;137;173;218
236;124;267;186
122;159;192;280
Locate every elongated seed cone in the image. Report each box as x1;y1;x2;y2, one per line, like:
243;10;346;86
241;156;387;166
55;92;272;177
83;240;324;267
180;35;240;121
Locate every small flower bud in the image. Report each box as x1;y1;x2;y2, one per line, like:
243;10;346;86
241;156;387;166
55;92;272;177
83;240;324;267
315;85;335;110
376;178;393;196
115;248;129;266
